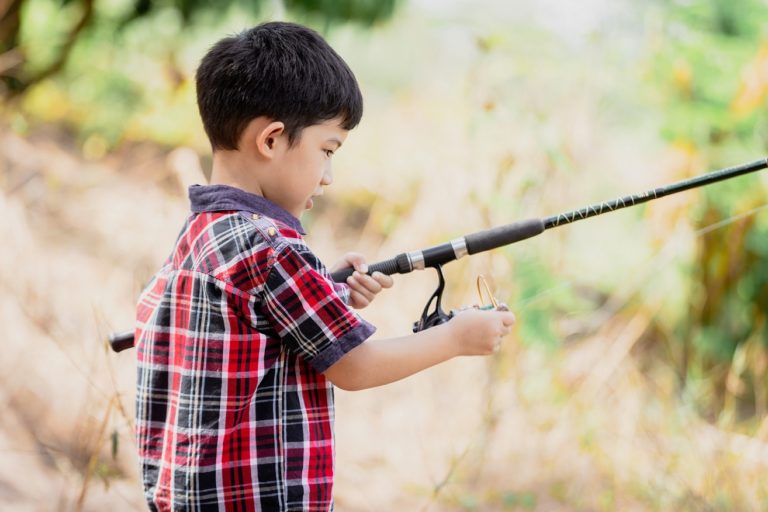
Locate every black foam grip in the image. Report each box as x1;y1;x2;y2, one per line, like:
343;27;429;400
465;218;545;254
109;330;135;353
330;253;409;283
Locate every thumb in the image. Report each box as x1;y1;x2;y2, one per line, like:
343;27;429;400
498;310;516;326
342;252;368;273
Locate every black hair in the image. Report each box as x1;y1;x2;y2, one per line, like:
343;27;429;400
195;22;363;150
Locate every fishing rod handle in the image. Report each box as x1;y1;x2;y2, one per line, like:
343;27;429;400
465;218;545;254
329;218;546;283
109;330;135;353
330;253;411;282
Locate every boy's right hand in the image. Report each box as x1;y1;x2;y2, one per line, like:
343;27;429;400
447;308;516;356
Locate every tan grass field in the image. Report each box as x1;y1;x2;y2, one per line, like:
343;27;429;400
2;114;767;511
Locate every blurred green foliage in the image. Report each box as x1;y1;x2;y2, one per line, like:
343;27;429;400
285;0;396;28
648;0;768;146
1;0;397;145
647;0;768;420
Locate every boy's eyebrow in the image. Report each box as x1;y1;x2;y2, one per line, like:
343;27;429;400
327;137;343;149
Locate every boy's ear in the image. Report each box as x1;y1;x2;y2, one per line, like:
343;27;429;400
254;121;286;158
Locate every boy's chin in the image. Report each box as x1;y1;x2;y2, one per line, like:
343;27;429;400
305;198;314;210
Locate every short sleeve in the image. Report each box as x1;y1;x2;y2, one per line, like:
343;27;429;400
331;280;352;305
262;244;375;373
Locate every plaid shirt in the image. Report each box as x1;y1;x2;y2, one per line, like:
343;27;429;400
135;184;375;511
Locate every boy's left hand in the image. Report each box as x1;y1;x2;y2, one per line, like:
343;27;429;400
330;252;393;309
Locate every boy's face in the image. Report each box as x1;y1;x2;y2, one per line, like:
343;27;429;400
268;118;348;218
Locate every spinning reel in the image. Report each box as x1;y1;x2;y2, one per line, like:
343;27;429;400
412;266;509;333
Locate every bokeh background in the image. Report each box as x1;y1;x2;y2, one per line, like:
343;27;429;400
3;0;768;510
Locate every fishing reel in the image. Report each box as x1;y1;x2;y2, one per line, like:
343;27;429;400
412;265;509;332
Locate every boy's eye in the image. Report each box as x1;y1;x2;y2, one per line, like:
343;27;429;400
324;149;334;157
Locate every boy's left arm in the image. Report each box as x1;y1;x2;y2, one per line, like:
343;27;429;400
330;252;393;309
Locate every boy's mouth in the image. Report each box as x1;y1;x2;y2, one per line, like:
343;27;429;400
307;192;323;209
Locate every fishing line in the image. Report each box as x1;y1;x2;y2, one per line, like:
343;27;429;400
508;201;768;329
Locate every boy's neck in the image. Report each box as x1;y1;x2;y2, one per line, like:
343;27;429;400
209;151;265;197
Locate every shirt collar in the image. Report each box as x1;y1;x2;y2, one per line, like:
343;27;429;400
189;184;306;235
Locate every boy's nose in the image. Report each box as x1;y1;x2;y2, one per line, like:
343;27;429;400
321;168;333;186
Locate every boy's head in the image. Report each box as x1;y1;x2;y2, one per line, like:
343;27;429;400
196;22;363;151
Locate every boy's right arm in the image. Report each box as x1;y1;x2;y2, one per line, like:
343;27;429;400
323;309;516;391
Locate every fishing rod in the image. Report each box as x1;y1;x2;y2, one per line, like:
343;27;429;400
108;157;768;352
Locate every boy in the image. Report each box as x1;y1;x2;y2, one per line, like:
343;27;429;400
134;21;515;511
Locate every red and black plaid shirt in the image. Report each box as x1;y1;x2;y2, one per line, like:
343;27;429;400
135;184;375;511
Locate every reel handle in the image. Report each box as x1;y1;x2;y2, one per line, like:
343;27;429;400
330;254;409;282
109;330;135;353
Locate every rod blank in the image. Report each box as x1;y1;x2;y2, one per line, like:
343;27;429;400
543;157;768;229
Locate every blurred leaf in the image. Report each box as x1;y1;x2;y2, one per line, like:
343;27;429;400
502;491;537;509
286;0;397;27
731;43;768;117
110;429;119;459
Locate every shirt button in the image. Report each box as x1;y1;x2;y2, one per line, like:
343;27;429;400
251;213;260;220
267;227;277;237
